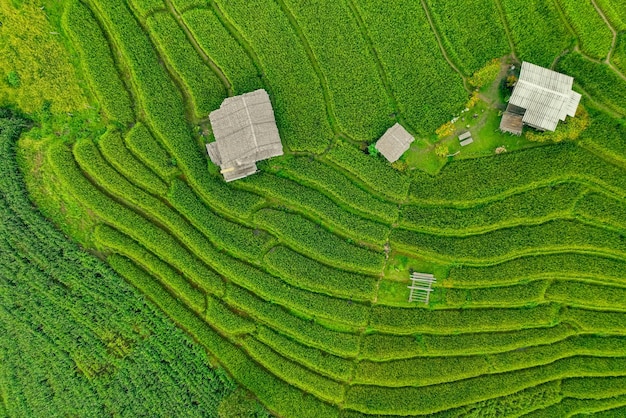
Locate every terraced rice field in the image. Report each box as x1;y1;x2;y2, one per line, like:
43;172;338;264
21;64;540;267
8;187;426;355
4;0;626;416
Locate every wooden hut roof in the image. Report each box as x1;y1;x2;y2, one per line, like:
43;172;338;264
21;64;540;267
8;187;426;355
208;89;283;181
375;123;414;163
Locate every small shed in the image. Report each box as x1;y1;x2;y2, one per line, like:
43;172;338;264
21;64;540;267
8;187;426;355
375;123;414;163
458;131;474;146
207;89;283;181
500;62;581;135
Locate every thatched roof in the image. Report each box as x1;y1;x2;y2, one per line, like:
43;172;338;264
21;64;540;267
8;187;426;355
375;123;414;162
207;89;283;181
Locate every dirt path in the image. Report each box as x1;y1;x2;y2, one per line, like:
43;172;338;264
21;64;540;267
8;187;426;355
590;0;618;63
419;0;471;93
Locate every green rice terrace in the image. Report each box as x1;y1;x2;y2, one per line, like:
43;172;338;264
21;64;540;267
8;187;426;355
2;0;626;416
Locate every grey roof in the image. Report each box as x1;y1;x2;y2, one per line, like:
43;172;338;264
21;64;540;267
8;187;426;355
207;89;283;181
458;131;472;141
460;137;474;146
375;123;414;162
507;62;581;132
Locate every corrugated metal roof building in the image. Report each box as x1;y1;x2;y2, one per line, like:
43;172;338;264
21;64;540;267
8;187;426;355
207;89;283;181
500;62;581;135
375;123;414;162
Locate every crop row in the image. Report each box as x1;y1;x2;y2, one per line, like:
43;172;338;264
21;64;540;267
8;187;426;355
345;356;626;415
144;12;226;117
167;178;271;262
79;134;379;330
545;280;626;311
352;0;467;135
98;128;169;196
531;394;626;417
242;336;344;403
180;8;263;95
369;303;559;335
578;111;626;167
0;111;238;417
399;183;583;234
255;325;354;382
107;255;338;417
49;142;225;296
263;246;378;302
500;0;572;68
237;172;389;245
276;156;399;224
576;192;626;233
124;122;180;181
614;33;626;74
128;0;166;18
224;284;361;358
282;0;393;141
424;0;509;75
564;307;626;334
253;208;385;275
354;335;626;388
426;380;562;418
391;219;626;263
94;224;206;312
87;0;264;219
556;0;613;60
447;253;626;287
75;137;372;329
325;140;411;202
443;280;547;308
213;0;333;153
360;324;575;361
409;143;626;204
62;0;134;124
595;0;626;31
557;52;626;115
211;250;371;328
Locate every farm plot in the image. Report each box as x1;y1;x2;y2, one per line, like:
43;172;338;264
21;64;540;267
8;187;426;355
500;0;572;67
9;0;626;416
424;0;510;75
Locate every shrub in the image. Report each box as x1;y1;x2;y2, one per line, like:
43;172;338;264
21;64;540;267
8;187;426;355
469;58;502;89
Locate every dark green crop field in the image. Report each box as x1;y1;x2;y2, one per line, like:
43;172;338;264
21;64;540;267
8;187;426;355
1;0;626;416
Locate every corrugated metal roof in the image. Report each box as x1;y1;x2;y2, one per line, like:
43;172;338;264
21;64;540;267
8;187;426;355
508;62;581;132
208;89;283;181
375;123;414;162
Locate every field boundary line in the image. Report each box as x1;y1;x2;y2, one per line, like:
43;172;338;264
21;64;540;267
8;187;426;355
393;245;626;268
493;0;518;61
345;0;414;134
419;0;470;92
164;0;233;96
272;0;341;137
